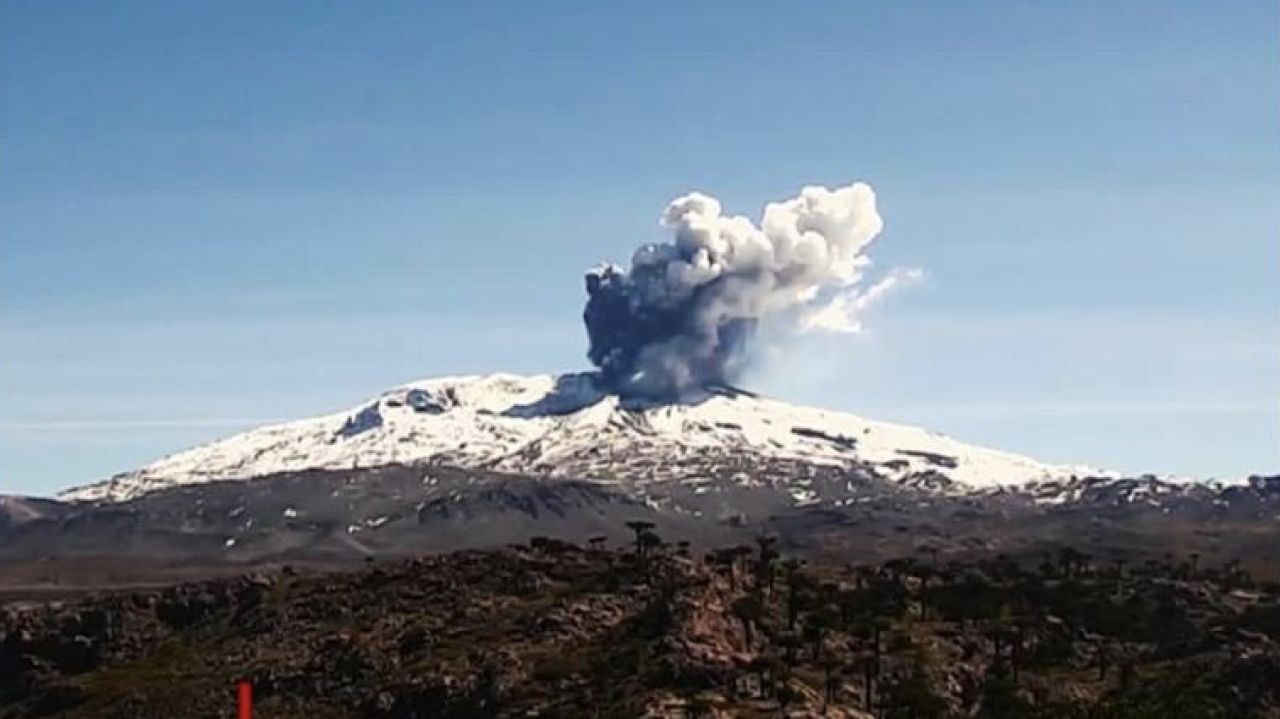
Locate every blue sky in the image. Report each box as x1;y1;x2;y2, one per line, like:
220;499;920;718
2;1;1276;496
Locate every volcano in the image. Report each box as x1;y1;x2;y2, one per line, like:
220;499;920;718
2;372;1275;581
62;372;1100;504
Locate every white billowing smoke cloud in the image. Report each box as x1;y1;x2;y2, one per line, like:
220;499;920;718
583;181;920;399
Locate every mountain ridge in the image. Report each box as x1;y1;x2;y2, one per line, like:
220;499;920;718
62;372;1109;504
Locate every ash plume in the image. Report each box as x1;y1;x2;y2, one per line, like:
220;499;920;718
583;181;918;399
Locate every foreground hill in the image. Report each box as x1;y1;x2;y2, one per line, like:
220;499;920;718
3;542;1278;718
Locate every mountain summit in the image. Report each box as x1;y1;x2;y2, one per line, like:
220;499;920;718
64;372;1098;504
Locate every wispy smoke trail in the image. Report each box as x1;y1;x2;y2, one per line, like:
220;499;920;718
799;266;924;333
582;181;918;399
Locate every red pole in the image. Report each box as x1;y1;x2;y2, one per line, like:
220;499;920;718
237;680;252;719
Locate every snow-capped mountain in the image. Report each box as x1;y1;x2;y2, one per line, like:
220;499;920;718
12;372;1275;567
64;372;1103;504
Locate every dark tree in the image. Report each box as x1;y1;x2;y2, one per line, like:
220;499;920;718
755;535;779;590
625;520;656;558
731;592;763;648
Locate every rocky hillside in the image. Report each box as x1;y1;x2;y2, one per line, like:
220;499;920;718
3;539;1278;718
4;465;1278;585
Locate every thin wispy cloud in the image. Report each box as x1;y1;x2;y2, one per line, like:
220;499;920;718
914;400;1273;420
0;418;286;433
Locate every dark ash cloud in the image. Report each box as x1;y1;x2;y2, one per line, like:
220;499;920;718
582;182;917;399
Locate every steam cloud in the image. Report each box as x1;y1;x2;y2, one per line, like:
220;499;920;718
583;181;918;399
